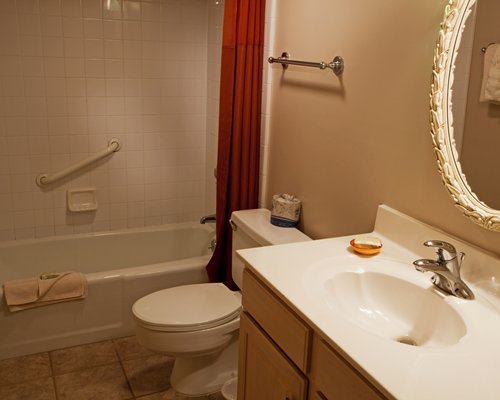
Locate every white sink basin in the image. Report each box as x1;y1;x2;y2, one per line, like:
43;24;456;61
306;258;467;348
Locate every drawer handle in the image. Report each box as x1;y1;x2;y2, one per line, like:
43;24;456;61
314;391;328;400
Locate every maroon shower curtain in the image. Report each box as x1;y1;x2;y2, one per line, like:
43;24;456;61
205;0;266;289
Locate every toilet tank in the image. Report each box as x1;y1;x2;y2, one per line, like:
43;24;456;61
230;208;311;288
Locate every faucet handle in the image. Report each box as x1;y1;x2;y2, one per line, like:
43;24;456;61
423;240;457;260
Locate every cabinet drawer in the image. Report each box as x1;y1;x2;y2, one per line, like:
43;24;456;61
242;269;311;372
309;336;386;400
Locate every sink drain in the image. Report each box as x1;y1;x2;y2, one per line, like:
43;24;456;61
395;335;418;346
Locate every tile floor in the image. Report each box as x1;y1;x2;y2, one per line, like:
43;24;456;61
0;336;225;400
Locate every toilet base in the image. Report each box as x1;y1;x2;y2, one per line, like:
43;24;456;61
170;334;239;397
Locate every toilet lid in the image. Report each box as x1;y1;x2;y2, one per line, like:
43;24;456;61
132;283;241;332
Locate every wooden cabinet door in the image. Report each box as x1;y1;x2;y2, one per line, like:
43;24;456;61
237;311;308;400
309;336;386;400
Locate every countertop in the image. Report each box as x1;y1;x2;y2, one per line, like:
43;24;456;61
237;205;500;400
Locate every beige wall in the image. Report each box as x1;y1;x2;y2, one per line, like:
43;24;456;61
264;0;500;255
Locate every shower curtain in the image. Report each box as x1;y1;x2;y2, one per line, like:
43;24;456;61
206;0;266;289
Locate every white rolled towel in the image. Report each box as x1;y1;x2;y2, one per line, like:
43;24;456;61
271;194;301;227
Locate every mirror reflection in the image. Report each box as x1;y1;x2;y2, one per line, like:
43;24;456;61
452;0;500;209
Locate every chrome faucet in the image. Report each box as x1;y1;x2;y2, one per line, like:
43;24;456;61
413;240;474;300
200;214;216;224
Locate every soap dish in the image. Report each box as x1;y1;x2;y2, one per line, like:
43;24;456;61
67;188;98;212
350;239;382;255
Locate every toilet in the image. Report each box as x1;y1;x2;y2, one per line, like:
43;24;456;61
132;208;311;397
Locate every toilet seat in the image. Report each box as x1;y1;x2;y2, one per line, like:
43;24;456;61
132;283;241;332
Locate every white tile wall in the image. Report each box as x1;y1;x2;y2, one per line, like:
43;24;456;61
204;0;223;215
0;0;219;241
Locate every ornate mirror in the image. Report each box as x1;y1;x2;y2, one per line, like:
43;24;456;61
431;0;500;231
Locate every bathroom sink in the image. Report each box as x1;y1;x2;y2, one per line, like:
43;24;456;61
306;258;467;348
237;207;500;399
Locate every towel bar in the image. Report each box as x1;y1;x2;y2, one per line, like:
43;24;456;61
481;43;496;53
268;52;344;76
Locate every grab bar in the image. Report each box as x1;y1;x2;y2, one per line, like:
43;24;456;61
36;138;122;187
268;52;344;76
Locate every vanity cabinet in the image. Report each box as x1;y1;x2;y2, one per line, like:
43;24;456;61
238;312;308;400
238;269;387;400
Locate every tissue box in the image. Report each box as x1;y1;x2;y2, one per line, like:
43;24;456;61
271;194;301;227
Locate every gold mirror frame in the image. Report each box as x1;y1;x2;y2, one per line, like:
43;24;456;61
430;0;500;231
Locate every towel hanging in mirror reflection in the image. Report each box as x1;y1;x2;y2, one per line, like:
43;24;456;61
479;43;500;103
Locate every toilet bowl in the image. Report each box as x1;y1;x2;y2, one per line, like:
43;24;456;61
132;209;311;396
133;283;241;395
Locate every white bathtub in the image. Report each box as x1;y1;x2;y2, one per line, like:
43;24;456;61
0;223;213;360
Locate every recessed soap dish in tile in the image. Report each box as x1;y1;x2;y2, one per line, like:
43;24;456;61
67;188;98;212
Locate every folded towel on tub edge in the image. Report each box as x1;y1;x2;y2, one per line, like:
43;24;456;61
3;271;88;312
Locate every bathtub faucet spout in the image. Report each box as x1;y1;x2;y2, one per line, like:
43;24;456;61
200;214;216;224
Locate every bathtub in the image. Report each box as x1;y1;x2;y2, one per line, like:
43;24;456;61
0;223;213;360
